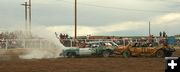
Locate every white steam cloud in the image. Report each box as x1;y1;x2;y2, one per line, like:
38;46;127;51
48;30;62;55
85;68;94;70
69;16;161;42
19;48;61;59
19;38;65;59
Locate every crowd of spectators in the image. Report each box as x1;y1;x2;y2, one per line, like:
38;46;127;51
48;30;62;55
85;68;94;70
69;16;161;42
55;32;73;47
0;32;17;39
58;35;180;47
0;31;25;48
54;32;180;47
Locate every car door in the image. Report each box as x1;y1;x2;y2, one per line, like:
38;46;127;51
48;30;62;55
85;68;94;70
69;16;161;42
139;42;149;55
134;47;143;55
79;48;92;56
93;42;103;55
130;42;144;55
145;47;156;54
144;44;157;55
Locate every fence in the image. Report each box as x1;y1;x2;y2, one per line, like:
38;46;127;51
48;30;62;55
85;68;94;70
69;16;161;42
60;38;180;47
0;38;179;49
59;39;150;47
0;39;59;49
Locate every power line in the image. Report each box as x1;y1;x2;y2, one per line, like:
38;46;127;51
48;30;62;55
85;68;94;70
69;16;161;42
145;0;180;3
163;0;180;3
60;0;179;13
79;3;174;13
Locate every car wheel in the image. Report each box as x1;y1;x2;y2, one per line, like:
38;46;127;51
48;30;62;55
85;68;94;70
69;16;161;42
102;50;110;57
156;50;165;58
122;50;131;58
67;52;76;58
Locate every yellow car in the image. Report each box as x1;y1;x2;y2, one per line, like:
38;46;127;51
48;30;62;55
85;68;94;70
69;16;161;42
117;42;176;58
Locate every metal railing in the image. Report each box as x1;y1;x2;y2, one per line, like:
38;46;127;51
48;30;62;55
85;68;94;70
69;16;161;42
0;39;59;49
0;38;179;49
60;38;180;47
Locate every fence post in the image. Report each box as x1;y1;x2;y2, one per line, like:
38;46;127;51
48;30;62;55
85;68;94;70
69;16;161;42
85;39;87;43
5;39;8;50
123;39;126;46
39;39;41;48
23;39;26;48
70;39;72;47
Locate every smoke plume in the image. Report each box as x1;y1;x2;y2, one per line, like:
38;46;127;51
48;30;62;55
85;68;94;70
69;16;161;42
19;37;65;59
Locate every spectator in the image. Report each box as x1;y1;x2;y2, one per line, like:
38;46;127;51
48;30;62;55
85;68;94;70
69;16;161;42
59;33;62;39
163;31;166;37
159;32;162;37
65;34;68;39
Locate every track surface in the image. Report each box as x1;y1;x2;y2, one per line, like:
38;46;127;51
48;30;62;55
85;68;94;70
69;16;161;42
0;49;179;72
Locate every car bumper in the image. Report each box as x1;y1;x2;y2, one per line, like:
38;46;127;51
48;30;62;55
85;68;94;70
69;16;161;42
166;48;176;52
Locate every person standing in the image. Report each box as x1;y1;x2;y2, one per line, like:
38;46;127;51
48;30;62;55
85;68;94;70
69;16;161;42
159;32;162;37
163;31;166;37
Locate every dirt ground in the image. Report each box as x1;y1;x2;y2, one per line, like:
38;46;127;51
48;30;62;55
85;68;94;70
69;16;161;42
0;49;179;72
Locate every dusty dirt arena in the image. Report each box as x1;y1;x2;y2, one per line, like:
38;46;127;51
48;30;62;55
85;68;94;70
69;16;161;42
0;48;179;72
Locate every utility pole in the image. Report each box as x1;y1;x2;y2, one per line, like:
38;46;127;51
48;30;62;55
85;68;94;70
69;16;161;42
21;0;32;38
149;21;151;36
74;0;77;39
21;2;28;37
28;0;32;37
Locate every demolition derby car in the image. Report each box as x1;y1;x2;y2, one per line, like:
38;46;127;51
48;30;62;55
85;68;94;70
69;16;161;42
60;41;118;58
117;42;176;58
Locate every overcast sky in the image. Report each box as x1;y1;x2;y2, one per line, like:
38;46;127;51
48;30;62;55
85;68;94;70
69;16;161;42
0;0;180;37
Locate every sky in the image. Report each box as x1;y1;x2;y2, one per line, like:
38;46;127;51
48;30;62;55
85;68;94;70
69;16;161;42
0;0;180;37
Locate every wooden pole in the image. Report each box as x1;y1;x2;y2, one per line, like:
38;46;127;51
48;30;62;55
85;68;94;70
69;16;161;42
149;21;151;36
29;0;32;37
75;0;77;39
21;2;28;37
